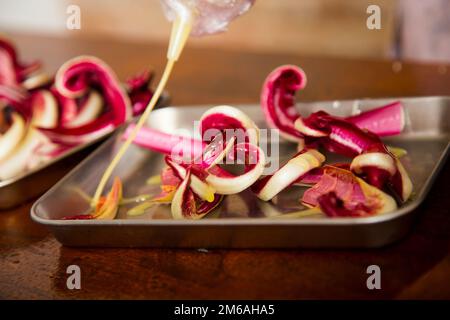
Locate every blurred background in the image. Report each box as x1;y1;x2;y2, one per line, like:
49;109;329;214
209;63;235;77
0;0;449;63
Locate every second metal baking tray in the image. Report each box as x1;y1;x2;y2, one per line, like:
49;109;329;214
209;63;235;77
31;97;450;248
0;93;169;210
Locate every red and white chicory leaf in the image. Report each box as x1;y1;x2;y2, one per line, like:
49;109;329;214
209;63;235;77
125;69;155;117
294;110;412;202
30;90;58;128
261;65;406;138
302;166;397;217
0;112;26;162
0;37;41;86
346;101;405;137
200;105;259;146
39;56;131;143
123;124;205;160
171;171;223;220
260;65;306;142
205;142;266;195
253;149;325;201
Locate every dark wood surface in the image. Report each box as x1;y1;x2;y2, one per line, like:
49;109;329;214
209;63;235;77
0;34;449;299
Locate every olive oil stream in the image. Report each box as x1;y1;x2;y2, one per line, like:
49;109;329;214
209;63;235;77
92;17;192;205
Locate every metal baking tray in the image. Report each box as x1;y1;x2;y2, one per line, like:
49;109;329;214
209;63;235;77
31;97;450;248
0;94;169;210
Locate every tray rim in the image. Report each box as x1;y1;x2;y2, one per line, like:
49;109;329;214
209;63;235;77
30;96;450;227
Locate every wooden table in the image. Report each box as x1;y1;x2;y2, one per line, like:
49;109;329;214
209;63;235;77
1;34;449;300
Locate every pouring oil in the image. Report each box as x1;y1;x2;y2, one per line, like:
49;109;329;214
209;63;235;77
92;13;192;205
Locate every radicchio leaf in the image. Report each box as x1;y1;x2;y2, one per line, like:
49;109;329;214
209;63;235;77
0;37;41;86
260;65;306;142
40;56;132;143
294;110;412;202
302;166;397;217
261;65;406;138
252;149;325;201
125;69;155;116
171;171;223;220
